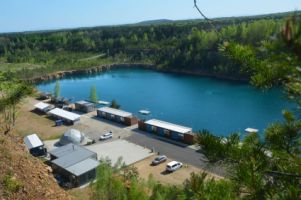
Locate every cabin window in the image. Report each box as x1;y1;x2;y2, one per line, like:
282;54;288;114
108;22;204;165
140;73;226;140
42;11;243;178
164;129;170;136
102;112;106;116
151;126;157;133
120;117;124;122
111;114;115;119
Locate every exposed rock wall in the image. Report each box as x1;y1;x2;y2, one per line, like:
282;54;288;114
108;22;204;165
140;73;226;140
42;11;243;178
25;63;155;84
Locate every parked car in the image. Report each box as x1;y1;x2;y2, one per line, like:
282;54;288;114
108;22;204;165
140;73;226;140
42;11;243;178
166;161;183;172
151;155;167;165
99;131;113;140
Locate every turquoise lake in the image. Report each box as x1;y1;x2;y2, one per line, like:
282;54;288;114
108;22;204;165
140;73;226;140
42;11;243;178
36;68;294;136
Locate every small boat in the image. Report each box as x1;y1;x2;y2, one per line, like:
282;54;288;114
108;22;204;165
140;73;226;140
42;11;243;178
98;100;110;105
245;128;259;133
139;110;151;115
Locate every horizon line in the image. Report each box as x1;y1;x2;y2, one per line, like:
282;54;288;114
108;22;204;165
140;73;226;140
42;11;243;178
0;10;299;35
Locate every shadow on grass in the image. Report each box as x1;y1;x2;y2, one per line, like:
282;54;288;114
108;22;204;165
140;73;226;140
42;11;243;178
30;109;45;116
160;170;171;175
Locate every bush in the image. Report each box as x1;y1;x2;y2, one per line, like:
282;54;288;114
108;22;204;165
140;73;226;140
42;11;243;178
2;172;23;193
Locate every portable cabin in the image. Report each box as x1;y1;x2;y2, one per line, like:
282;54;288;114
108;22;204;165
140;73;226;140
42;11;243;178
139;119;194;144
51;96;71;106
48;108;81;124
75;100;96;113
39;92;52;100
97;107;138;126
24;134;46;157
34;102;55;113
49;144;99;187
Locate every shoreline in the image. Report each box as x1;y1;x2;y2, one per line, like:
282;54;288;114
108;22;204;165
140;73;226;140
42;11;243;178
24;63;249;84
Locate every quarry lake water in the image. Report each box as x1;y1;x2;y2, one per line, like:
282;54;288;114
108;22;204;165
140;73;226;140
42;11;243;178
37;68;295;136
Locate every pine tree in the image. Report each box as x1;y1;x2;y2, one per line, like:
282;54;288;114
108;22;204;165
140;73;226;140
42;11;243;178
89;85;98;103
110;100;120;109
54;81;60;98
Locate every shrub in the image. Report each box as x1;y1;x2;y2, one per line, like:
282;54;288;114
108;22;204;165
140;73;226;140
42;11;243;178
2;172;23;193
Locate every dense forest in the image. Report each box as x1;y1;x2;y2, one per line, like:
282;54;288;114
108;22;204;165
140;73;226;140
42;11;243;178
0;12;299;80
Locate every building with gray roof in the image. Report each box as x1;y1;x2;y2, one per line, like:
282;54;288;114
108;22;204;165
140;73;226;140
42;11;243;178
24;134;46;157
49;144;99;187
75;100;96;113
97;107;138;126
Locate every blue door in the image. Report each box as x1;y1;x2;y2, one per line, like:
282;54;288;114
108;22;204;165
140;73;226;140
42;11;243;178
171;132;180;141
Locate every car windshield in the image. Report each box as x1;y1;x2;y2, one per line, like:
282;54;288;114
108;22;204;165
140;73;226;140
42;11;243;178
155;156;165;161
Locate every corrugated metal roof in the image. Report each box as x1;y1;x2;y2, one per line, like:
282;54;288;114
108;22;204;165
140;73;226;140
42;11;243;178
49;143;94;158
34;102;51;110
145;119;192;134
24;134;43;149
66;158;99;176
98;107;132;118
49;108;80;122
50;144;96;168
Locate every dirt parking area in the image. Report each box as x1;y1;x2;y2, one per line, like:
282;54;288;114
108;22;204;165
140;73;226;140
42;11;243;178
133;155;222;185
73;112;133;141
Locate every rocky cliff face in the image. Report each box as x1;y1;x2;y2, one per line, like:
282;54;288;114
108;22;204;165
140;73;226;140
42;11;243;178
25;63;155;84
24;63;248;84
0;134;72;200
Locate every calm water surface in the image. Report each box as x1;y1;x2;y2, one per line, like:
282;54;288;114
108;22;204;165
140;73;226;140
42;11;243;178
37;69;294;136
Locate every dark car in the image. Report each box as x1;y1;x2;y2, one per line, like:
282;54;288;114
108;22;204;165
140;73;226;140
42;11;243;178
151;155;167;165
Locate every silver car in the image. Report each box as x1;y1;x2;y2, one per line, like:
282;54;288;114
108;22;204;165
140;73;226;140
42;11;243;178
99;132;113;140
151;155;167;165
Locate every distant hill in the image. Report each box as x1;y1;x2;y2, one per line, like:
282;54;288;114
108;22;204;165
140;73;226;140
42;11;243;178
1;10;300;35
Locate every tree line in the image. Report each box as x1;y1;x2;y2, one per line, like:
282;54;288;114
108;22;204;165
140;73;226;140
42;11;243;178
0;13;293;80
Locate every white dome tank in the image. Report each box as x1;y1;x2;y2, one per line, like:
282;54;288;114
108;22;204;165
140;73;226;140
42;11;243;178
59;129;85;146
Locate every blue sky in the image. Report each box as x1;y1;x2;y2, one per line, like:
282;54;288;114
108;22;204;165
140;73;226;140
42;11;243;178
1;0;301;33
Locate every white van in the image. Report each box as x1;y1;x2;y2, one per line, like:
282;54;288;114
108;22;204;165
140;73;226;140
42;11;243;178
166;161;183;172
